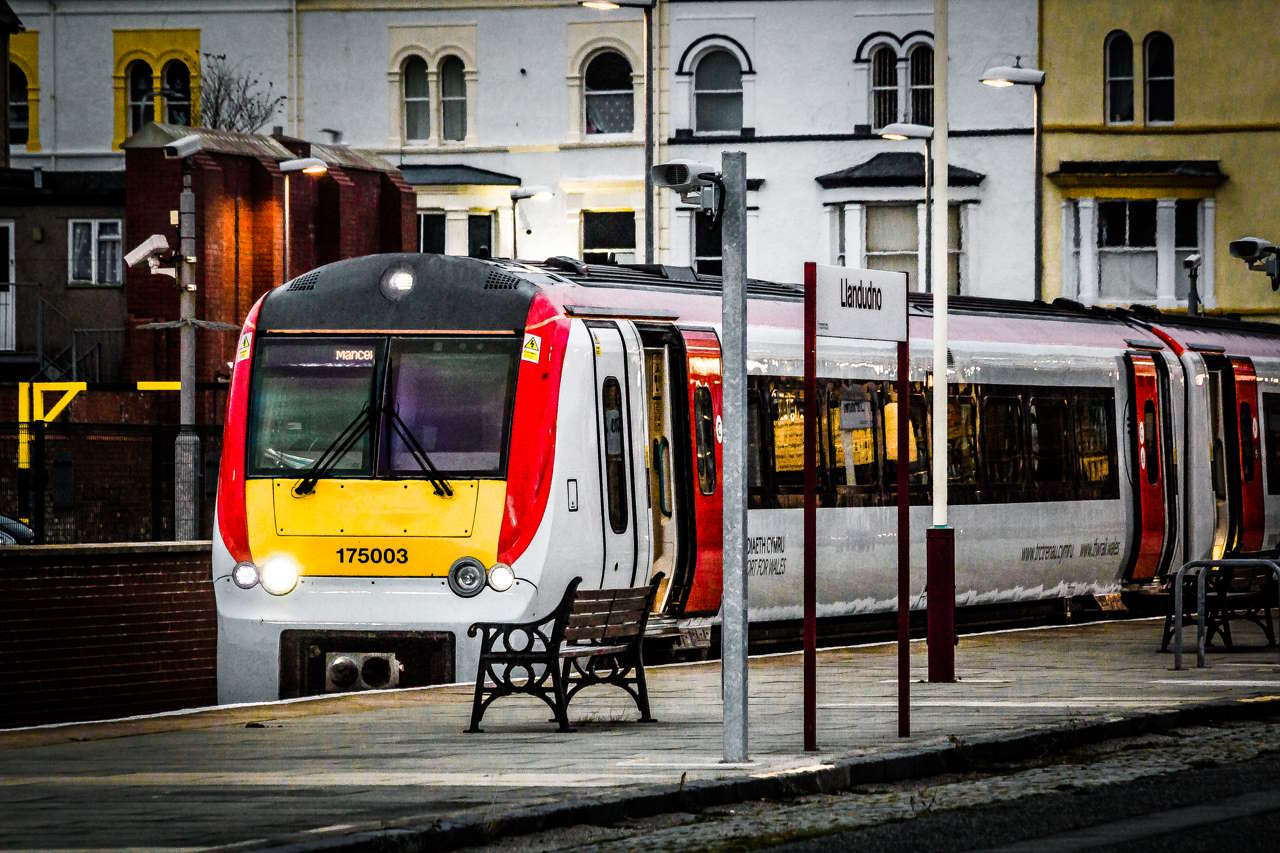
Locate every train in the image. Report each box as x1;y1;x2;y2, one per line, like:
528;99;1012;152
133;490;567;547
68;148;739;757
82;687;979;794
212;252;1280;703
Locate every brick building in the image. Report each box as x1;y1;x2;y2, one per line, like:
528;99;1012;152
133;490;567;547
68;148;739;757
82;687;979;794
122;123;415;395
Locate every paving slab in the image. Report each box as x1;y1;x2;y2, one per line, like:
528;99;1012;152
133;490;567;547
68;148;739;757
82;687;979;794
2;617;1280;851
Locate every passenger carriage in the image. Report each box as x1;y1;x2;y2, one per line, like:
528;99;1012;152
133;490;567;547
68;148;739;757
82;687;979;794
213;253;1280;702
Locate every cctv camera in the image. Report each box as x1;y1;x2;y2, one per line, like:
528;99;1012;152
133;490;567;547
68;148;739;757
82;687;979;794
1182;253;1201;270
163;134;205;159
650;160;720;194
125;234;171;269
1229;237;1275;263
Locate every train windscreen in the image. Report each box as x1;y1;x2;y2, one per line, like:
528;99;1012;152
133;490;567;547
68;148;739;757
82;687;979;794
247;335;518;479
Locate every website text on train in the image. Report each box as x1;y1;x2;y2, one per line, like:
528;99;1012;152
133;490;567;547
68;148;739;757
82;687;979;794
213;253;1280;702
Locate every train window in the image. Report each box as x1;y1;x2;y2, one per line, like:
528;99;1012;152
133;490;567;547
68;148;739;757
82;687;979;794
883;385;930;505
694;385;717;496
947;390;979;493
1029;396;1071;499
602;377;629;533
1241;402;1256;482
384;337;519;476
1265;394;1280;495
1074;394;1116;499
1143;400;1159;485
248;337;380;476
761;379;805;507
826;380;880;507
982;396;1025;494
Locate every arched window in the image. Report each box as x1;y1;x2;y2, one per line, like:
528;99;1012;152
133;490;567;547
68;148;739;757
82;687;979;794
127;60;155;135
1145;32;1174;123
584;50;633;134
1104;31;1133;124
402;56;430;141
908;44;933;125
693;49;742;133
163;61;191;126
870;45;898;130
439;55;466;141
8;63;28;145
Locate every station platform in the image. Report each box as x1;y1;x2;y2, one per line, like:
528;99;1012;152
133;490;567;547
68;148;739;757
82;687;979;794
3;617;1280;850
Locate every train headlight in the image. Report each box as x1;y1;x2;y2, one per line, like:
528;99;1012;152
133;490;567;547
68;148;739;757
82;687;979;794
379;265;415;302
447;557;486;598
232;562;260;590
487;562;515;592
260;555;301;596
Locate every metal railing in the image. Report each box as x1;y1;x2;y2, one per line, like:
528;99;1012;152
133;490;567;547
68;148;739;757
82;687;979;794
1171;558;1280;670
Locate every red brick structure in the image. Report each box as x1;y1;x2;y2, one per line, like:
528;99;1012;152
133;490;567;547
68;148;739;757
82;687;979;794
122;124;415;395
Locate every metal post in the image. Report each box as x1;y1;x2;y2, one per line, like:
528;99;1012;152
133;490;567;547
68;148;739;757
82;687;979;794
927;0;955;683
924;137;932;293
175;171;201;541
1188;265;1201;317
721;151;749;764
1033;83;1043;302
512;197;520;259
897;338;910;736
803;262;817;752
643;3;655;264
32;421;46;544
283;172;292;281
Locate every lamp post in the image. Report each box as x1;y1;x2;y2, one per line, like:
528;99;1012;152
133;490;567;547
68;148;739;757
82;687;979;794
580;0;656;264
980;59;1046;301
279;157;328;280
509;186;552;259
881;122;934;292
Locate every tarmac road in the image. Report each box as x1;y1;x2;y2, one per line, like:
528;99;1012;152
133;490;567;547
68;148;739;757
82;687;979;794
466;718;1280;852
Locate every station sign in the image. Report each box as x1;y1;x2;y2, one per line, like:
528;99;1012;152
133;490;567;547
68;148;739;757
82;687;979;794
813;264;907;343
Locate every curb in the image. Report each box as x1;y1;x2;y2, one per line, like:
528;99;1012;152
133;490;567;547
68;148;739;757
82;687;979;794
260;694;1280;852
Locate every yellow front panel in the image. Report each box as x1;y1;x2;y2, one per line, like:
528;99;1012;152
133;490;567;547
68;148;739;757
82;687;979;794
245;479;505;577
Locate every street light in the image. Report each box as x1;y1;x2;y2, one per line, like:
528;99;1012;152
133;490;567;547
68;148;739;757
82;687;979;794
881;122;934;292
981;58;1046;301
279;157;329;280
579;0;655;264
509;186;552;259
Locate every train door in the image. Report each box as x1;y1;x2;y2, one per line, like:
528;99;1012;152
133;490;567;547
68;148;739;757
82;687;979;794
643;338;682;611
1125;352;1176;581
671;329;724;615
1229;358;1265;553
1204;358;1235;557
588;322;645;588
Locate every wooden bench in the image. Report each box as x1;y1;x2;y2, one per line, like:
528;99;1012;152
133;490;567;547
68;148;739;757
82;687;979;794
466;573;663;732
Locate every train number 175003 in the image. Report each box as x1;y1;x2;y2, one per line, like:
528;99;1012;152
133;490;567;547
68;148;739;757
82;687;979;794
336;547;409;565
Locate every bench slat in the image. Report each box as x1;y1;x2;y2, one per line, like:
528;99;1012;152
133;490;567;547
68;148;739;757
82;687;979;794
573;589;650;607
565;625;642;643
560;642;630;658
567;605;647;626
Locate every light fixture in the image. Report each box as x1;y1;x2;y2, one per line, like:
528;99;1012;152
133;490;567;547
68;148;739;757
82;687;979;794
581;1;622;8
879;122;933;141
379;264;416;301
510;186;553;258
279;157;329;176
448;557;487;598
232;562;259;589
260;555;301;596
980;65;1046;87
510;186;552;202
487;562;516;592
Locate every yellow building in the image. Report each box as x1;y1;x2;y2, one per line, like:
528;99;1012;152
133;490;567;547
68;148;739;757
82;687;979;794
1041;0;1280;317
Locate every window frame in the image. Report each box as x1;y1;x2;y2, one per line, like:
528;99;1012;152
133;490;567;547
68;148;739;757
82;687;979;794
692;48;744;135
162;60;192;126
8;62;29;145
870;44;899;131
907;43;933;126
439;54;467;142
1264;392;1280;496
67;219;124;286
402;55;431;143
583;49;634;136
1144;32;1174;125
1104;30;1135;125
127;59;155;136
582;209;637;265
694;384;718;495
417;210;445;254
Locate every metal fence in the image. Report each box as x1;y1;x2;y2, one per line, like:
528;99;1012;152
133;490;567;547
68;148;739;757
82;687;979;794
0;421;223;543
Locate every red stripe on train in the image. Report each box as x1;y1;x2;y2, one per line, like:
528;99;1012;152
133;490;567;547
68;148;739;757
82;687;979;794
216;294;266;565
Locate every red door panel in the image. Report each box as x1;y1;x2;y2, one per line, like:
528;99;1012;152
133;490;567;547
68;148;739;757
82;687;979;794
681;329;723;614
1231;357;1265;553
1127;353;1165;582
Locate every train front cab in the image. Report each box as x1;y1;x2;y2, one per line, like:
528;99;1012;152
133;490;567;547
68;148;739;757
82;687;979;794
1142;321;1275;571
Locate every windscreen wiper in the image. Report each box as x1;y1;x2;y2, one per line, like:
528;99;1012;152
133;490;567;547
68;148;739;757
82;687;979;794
292;404;373;496
385;406;454;497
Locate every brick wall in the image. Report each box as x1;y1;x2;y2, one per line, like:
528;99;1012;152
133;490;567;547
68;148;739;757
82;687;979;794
0;542;216;728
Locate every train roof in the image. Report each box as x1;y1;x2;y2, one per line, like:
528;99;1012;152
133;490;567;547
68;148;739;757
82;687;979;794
258;253;1278;358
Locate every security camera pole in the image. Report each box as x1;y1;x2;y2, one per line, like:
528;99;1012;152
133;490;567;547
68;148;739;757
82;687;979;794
175;170;199;540
721;150;749;763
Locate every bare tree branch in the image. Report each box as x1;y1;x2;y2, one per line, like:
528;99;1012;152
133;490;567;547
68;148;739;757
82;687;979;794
199;53;287;134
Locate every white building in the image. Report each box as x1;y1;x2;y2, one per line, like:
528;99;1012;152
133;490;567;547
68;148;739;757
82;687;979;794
8;0;1039;295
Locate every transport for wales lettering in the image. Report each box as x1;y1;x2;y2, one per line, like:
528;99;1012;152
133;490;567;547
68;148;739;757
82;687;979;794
747;534;787;577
